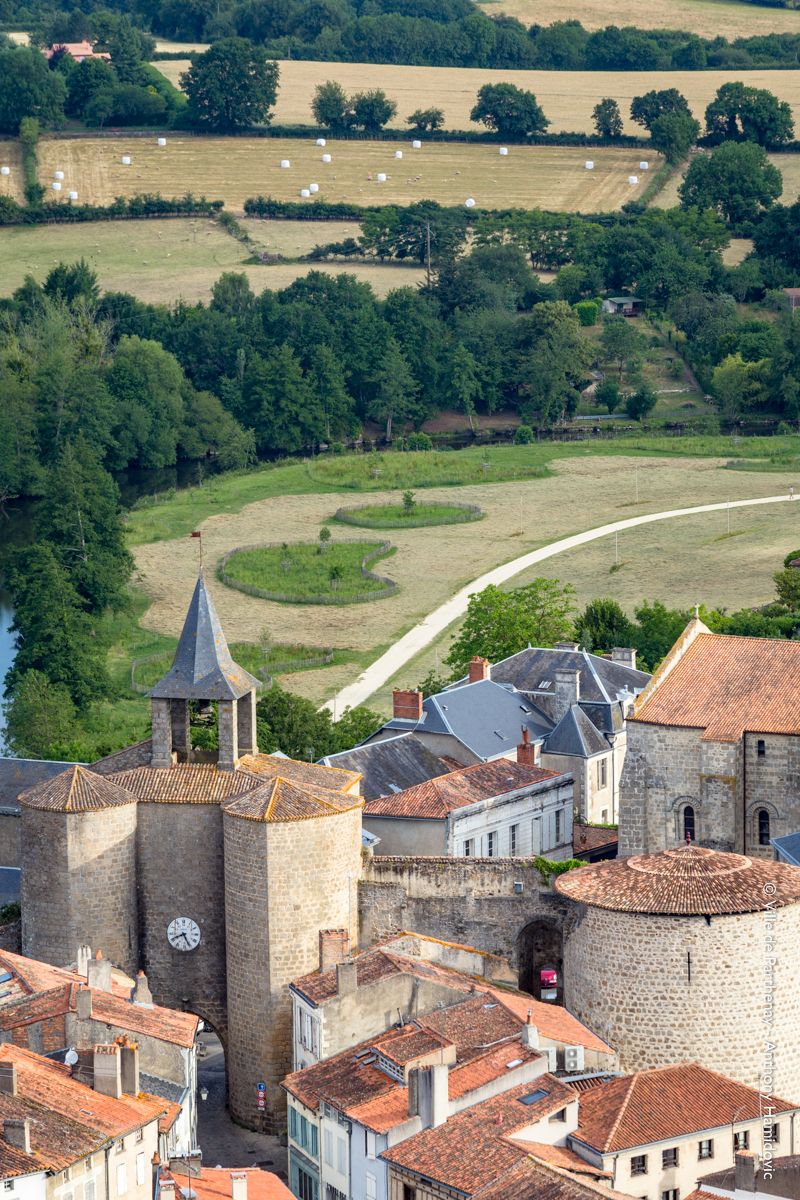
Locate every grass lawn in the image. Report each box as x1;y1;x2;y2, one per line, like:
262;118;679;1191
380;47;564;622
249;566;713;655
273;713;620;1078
0;218;419;302
219;540;396;602
36;135;659;212
333;500;483;527
477;0;800;38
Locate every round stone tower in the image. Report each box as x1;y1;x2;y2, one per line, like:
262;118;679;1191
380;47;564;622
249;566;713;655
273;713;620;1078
223;769;363;1132
556;845;800;1101
20;766;138;973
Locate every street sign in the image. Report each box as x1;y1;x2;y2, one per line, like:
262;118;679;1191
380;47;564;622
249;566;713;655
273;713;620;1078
257;1082;266;1093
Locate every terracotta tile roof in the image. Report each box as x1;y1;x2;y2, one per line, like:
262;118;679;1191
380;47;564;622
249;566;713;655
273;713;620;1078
109;763;256;804
514;1142;612;1178
89;990;198;1048
223;778;362;823
565;1075;617;1093
238;754;360;793
167;1167;293;1200
632;630;800;742
382;1074;576;1193
471;1158;630;1200
372;1026;449;1067
159;1100;182;1133
0;1044;168;1138
364;759;560;819
417;992;523;1063
347;1087;411;1134
0;1088;103;1174
448;1043;540;1100
484;990;613;1056
555;844;800;915
573;823;618;856
573;1063;799;1153
283;1041;396;1112
290;948;403;1005
19;765;136;812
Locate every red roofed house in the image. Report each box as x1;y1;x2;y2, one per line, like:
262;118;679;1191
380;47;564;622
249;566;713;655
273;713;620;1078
46;41;111;62
619;617;800;857
162;1164;292;1200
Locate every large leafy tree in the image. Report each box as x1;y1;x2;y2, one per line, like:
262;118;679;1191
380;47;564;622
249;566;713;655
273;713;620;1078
367;337;419;441
515;301;590;425
311;80;351;130
2;670;77;759
592;98;623;139
679;141;782;226
470;83;548;138
575;599;636;654
648;111;700;163
446;579;576;675
0;45;65;132
105;334;186;468
182;39;279;131
705;82;793;147
350;89;396;133
256;682;380;759
600;314;646;381
242;345;324;453
630;88;691;132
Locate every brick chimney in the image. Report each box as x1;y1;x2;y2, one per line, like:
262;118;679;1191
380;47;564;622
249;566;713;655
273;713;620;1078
735;1152;758;1193
411;1064;449;1129
0;1064;17;1096
554;669;580;721
76;987;92;1019
517;727;540;767
319;929;349;972
336;960;357;997
93;1044;122;1098
86;950;112;993
132;971;153;1007
231;1174;248;1200
468;656;490;683
3;1119;30;1154
522;1010;539;1049
120;1041;140;1096
611;647;637;670
392;689;423;721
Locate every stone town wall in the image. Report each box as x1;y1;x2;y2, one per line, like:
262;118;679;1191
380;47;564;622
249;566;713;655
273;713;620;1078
21;805;138;973
0;920;20;953
0;812;20;869
224;805;361;1133
562;901;800;1102
619;724;704;857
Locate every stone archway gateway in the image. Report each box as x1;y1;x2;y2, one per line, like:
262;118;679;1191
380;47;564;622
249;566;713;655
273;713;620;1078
516;916;564;1002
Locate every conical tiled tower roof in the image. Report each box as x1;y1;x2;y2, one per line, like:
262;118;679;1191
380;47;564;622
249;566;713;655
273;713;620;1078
19;765;136;812
223;777;362;822
149;574;260;702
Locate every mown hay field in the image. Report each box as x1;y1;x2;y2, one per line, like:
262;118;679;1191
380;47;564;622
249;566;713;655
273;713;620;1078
133;454;800;708
479;0;800;38
0;141;25;204
155;59;800;136
36;136;658;211
0;217;421;302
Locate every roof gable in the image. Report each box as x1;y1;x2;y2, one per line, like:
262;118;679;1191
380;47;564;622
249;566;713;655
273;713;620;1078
544;705;608;758
363;759;562;820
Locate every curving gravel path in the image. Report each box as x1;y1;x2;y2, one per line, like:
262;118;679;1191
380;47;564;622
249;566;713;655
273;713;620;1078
324;492;796;715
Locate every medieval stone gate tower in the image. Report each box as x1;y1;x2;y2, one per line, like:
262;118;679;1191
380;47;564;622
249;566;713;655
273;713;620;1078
19;576;363;1131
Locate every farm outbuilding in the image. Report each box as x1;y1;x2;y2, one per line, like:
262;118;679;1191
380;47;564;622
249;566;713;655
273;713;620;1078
602;295;644;316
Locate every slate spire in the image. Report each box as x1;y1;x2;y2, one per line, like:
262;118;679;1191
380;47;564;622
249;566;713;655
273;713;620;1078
149;574;260;701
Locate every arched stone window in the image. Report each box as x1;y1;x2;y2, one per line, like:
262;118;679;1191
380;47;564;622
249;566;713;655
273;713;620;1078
758;808;771;846
683;805;696;843
671;796;700;846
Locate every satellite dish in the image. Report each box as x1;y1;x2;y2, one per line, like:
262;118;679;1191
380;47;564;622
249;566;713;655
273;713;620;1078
65;1049;79;1066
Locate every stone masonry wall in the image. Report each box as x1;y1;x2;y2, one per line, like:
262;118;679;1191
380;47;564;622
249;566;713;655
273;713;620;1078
743;733;800;857
562;902;800;1102
224;805;361;1132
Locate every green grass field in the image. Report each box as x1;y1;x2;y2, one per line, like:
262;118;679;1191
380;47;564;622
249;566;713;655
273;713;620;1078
219;540;396;602
131;639;336;689
333;500;484;528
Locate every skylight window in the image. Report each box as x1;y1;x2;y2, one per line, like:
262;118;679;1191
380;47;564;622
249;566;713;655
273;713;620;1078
518;1088;549;1105
506;1059;523;1069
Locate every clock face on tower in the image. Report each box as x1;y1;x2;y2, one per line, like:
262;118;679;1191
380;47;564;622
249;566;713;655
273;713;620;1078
167;917;201;951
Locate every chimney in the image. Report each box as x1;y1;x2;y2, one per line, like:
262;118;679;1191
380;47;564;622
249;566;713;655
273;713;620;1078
76;987;93;1019
160;1182;176;1200
522;1010;539;1049
231;1174;248;1200
415;1064;449;1129
319;929;349;973
120;1042;140;1096
611;647;637;670
86;950;113;993
735;1152;758;1193
76;944;91;979
392;689;423;721
93;1044;122;1098
554;641;579;652
132;971;153;1007
554;669;580;721
517;727;540;767
3;1119;30;1155
408;1070;420;1117
468;656;490;684
0;1064;17;1096
336;960;357;997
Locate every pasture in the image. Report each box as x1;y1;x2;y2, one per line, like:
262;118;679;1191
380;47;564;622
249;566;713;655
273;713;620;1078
35;136;658;211
0;141;25;203
155;59;800;137
0;217;418;302
478;0;800;39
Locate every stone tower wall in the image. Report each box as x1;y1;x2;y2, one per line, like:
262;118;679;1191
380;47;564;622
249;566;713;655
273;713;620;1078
224;805;362;1132
21;804;139;973
135;802;229;1039
562;901;800;1102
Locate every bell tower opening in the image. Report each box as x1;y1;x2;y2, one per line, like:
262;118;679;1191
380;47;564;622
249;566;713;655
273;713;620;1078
148;574;260;770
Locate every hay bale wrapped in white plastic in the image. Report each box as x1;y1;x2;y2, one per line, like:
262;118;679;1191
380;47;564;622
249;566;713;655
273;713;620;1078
412;139;422;149
395;150;403;159
377;172;387;182
280;159;291;168
309;182;319;193
0;166;9;176
316;137;326;146
157;137;167;146
585;160;594;170
54;170;65;180
322;153;332;163
300;188;311;197
628;175;638;185
465;197;476;209
52;181;62;191
499;146;508;156
121;155;131;165
639;161;649;170
68;190;78;200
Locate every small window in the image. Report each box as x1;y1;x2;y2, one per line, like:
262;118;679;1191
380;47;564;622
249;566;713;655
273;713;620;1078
64;1172;71;1183
698;1139;714;1160
4;1183;14;1193
757;739;766;758
734;1131;750;1152
487;831;497;858
86;1181;96;1200
115;1141;125;1156
601;809;608;823
297;1168;316;1200
682;805;695;843
758;809;771;846
310;1124;318;1159
509;825;518;856
135;1129;143;1144
630;1156;648;1177
598;758;608;789
365;1130;376;1160
555;809;562;843
662;1148;679;1169
289;1107;298;1141
662;1190;679;1200
769;1123;780;1144
549;1108;567;1123
463;839;474;857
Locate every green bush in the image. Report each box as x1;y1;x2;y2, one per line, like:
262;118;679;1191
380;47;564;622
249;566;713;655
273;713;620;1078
514;424;534;444
405;432;433;451
575;299;600;326
783;549;800;568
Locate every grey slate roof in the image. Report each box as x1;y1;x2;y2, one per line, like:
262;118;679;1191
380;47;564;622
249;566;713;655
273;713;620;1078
140;1072;186;1106
484;647;649;705
149;574;259;702
0;757;81;812
321;733;451;800
772;832;800;866
543;704;609;758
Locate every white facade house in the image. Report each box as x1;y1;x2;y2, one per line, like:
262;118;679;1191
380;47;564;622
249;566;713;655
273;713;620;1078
449;773;574;859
